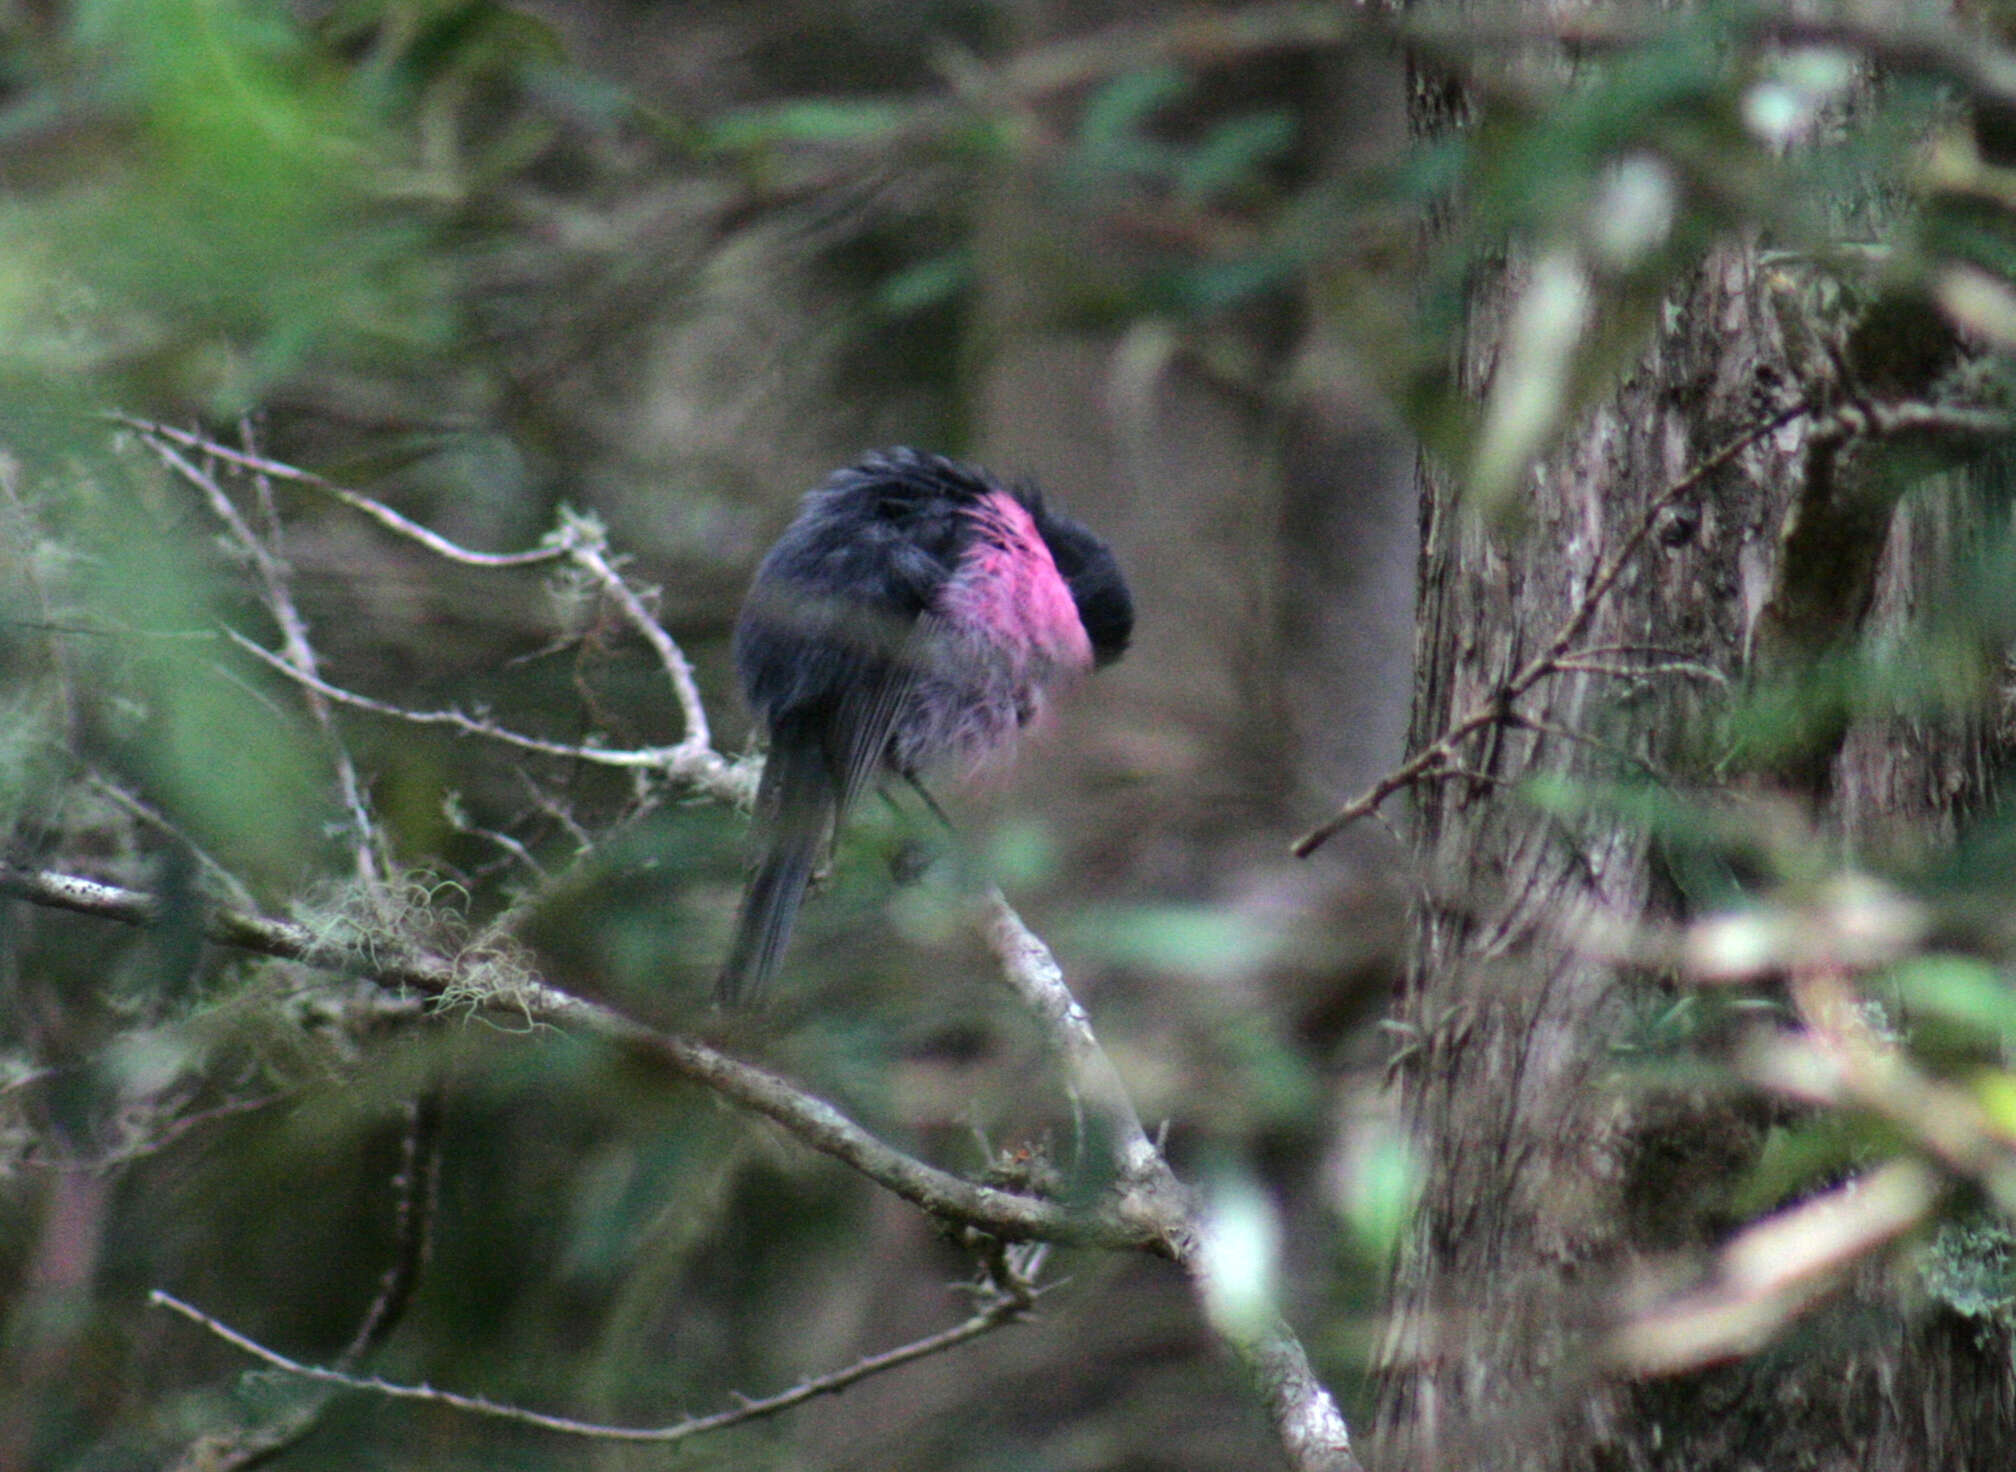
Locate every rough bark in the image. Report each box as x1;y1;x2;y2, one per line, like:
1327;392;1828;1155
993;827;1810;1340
1373;243;1799;1469
1372;205;2016;1472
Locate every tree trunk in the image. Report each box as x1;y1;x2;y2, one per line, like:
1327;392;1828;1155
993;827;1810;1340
1372;230;2016;1465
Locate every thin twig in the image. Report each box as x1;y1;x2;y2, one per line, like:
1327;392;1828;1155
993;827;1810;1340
227;630;750;805
150;1287;1028;1443
1292;404;1808;857
129;420;748;807
557;508;712;752
125;423;716;752
1501;710;1663;778
115;417;568;569
143;430;385;883
1415;763;1509;789
83;772;261;912
341;1090;442;1366
169;1092;447;1471
20;1092;287;1173
443;793;548;880
1550;656;1728;687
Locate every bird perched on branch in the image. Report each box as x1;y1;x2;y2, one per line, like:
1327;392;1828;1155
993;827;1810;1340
717;448;1132;1006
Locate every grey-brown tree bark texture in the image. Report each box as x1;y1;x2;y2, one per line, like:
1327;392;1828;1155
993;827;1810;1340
1372;212;2016;1471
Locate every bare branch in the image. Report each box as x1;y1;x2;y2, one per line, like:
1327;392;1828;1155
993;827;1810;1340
1550;656;1728;688
19;1092;287;1173
151;1285;1029;1444
124;418;748;808
143;429;386;883
115;417;568;569
126;421;717;756
0;861;459;988
980;890;1179;1202
644;1018;1151;1249
0;860;1146;1250
977;889;1362;1472
341;1091;442;1366
443;792;548;880
227;630;752;807
83;772;261;912
166;1092;447;1471
556;508;712;752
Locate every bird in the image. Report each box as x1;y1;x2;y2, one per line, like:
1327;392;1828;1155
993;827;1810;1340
716;447;1132;1006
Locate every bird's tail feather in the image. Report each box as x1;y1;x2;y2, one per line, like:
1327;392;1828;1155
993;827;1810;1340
716;729;832;1007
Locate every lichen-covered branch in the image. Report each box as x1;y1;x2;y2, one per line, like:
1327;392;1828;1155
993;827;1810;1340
978;888;1363;1472
0;860;1148;1250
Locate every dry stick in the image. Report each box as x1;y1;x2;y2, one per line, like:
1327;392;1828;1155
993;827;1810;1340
150;1287;1029;1445
556;508;712;755
114;417;568;570
0;861;1142;1250
142;432;385;885
124;421;741;802
226;629;751;806
978;889;1363;1472
1290;404;1808;858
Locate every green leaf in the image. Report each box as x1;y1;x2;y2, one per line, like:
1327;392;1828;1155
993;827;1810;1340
1176;111;1296;202
1069;903;1273;977
704;98;911;151
877;252;972;314
1889;955;2016;1039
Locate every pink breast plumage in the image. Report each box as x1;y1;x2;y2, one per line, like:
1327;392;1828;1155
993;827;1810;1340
936;491;1093;672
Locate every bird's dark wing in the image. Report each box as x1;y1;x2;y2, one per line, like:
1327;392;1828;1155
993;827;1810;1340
827;618;926;819
735;468;968;820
